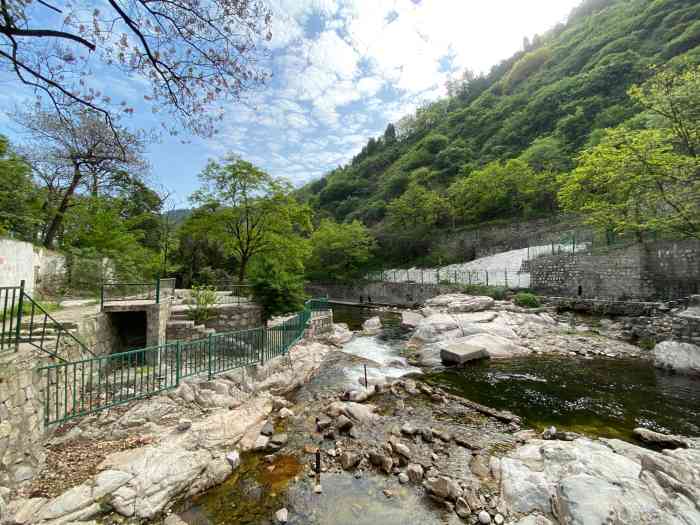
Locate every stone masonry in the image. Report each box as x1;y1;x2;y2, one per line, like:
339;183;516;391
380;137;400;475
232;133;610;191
531;240;700;301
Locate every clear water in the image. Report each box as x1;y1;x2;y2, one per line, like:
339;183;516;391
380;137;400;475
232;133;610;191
179;305;700;524
427;356;700;440
333;303;700;440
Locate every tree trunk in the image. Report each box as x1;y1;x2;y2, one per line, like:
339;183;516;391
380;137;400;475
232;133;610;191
43;166;82;248
238;256;249;283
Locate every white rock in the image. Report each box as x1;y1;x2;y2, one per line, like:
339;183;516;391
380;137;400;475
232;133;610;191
226;450;241;470
447;296;495;313
401;311;424;330
478;510;492;523
275;507;289;524
440;342;489;365
176;418;192;432
279;407;295;418
500;438;700;525
653;340;700;376
362;316;382;335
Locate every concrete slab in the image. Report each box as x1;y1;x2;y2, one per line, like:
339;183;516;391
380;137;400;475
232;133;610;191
440;342;489;365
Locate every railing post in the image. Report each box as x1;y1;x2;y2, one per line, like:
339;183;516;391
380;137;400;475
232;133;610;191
100;284;105;311
15;280;25;351
207;332;213;379
155;276;161;304
174;340;181;387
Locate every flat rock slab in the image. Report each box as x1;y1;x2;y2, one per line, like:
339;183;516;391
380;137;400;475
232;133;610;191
441;343;489;365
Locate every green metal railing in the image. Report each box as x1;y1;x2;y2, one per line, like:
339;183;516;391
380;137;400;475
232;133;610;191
101;278;176;310
1;280;93;359
39;298;330;426
22;294;94;360
215;283;253;305
0;283;24;352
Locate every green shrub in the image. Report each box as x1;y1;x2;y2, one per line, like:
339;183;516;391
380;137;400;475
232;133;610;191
187;285;217;324
514;292;541;308
460;284;508;300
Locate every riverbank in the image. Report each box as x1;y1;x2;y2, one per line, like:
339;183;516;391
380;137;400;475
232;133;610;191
4;294;699;524
0;332;348;524
172;345;700;525
170;294;699;524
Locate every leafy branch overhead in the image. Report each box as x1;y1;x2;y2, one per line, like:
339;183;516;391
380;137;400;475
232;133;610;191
0;0;273;136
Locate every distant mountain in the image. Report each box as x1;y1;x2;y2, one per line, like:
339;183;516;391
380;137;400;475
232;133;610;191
299;0;700;264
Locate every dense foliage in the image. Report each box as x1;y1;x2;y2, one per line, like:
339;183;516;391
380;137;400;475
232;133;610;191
299;0;700;265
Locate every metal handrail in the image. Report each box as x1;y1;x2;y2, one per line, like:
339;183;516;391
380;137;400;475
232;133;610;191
21;293;94;360
101;277;177;309
0;283;24;352
39;297;332;426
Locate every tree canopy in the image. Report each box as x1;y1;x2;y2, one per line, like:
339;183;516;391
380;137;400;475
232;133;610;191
0;0;272;136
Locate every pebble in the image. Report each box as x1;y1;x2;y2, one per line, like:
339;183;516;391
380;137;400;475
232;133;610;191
275;508;288;524
494;514;504;525
398;472;409;484
478;510;492;524
176;419;192;432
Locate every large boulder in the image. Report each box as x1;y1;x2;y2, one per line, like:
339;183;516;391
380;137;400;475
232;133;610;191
460;333;529;359
447;296;495;314
500;437;700;524
408;314;461;347
633;428;689;449
327;323;353;346
401;310;424;330
440;342;489;365
362;316;382;336
653;340;700;376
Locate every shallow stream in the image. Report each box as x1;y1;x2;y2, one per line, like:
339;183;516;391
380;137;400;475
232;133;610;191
178;303;700;524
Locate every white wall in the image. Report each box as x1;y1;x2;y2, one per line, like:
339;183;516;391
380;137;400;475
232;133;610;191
0;238;66;293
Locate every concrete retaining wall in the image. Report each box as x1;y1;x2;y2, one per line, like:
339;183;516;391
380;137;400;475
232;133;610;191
0;238;66;294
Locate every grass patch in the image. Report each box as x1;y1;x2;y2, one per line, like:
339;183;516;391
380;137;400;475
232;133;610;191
513;292;541;308
459;284;508;300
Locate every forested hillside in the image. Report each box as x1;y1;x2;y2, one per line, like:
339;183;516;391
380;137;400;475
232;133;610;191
300;0;700;265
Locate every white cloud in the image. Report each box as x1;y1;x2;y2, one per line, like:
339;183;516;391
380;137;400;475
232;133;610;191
182;0;581;188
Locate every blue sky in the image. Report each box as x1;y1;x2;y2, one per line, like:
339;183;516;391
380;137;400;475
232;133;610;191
0;0;581;206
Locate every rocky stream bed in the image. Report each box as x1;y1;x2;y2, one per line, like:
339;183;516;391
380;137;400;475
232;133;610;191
2;294;700;525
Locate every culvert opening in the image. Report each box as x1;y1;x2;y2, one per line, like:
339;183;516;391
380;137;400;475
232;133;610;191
108;311;148;354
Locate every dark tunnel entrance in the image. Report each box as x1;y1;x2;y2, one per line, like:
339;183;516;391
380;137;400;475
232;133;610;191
108;310;148;354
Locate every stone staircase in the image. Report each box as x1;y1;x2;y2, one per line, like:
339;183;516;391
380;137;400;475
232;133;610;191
166;306;215;342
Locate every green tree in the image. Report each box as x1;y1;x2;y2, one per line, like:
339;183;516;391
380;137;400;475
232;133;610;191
307;219;376;281
62;196;160;280
387;183;446;229
191;155;311;282
250;258;307;322
560;64;700;240
0;136;41;240
559;127;700;239
384;123;397;144
448;159;546;224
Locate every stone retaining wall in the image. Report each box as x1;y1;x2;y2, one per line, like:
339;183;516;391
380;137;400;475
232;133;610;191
0;338;86;490
203;303;263;332
531;240;700;301
306;282;464;307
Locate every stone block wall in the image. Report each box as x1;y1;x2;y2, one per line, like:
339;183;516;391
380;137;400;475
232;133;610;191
203;304;263;332
306;281;464;307
0;336;87;490
531;240;700;301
